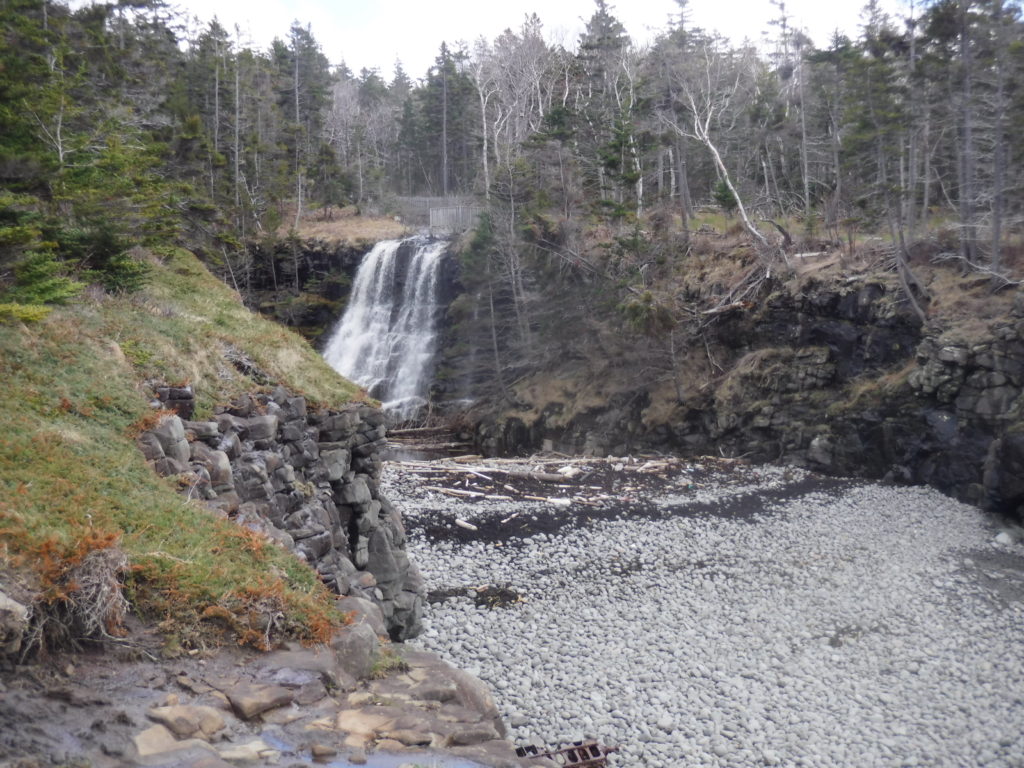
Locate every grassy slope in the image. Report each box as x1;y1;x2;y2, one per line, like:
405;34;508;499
0;248;365;650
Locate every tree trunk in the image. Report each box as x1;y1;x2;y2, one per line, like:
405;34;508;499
990;0;1008;273
476;83;491;199
798;47;811;223
905;18;919;241
213;52;221;153
702;128;771;255
957;0;977;264
233;50;241;228
921;104;931;229
674;141;693;225
441;64;449;197
293;48;302;228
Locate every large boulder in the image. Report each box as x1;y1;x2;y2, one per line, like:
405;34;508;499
151;415;191;465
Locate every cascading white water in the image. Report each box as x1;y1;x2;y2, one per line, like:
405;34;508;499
322;236;447;420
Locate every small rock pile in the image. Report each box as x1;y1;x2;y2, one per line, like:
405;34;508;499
138;385;423;640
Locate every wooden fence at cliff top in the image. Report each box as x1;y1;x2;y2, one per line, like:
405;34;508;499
393;196;482;228
429;205;485;234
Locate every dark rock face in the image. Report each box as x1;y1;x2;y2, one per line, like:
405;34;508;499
243;239;367;345
140;386;423;641
244;237;460;354
475;280;1024;520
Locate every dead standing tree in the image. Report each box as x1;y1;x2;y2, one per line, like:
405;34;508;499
660;40;787;294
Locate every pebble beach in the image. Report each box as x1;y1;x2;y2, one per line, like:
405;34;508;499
384;459;1024;767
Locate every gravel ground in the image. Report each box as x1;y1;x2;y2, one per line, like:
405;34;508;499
383;459;1024;768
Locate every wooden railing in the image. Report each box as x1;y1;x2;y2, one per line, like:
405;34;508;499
429;205;484;234
393;196;477;225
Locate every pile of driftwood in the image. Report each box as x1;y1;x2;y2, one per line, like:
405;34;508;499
387;426;473;454
391;454;688;524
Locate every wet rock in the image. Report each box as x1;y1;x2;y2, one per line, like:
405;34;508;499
147;705;226;739
336;708;398;748
132;724;217;761
465;281;1024;521
256;643;357;694
217;739;280;762
189;758;236;768
225;683;293;720
382;728;433;746
448;725;500;746
311;743;337;758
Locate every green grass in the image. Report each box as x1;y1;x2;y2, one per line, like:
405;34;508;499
110;248;364;413
0;248;365;650
370;646;409;678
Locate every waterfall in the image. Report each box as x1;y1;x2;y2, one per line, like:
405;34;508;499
322;236;447;420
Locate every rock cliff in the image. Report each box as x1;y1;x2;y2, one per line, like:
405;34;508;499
473;276;1024;520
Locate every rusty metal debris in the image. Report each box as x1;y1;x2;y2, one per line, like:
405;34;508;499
516;740;617;766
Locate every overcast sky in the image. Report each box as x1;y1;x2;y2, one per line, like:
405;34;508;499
90;0;909;80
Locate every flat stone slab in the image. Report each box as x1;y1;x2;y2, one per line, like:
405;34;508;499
147;704;225;738
133;724;217;762
225;683;293;720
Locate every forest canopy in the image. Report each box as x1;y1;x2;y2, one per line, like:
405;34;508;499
2;0;1022;313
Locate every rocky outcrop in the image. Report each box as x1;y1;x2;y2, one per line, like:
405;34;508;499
243;238;368;343
0;625;532;767
473;279;1024;520
140;385;424;640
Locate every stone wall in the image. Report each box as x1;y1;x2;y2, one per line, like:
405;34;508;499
139;386;423;640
